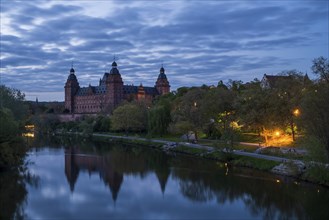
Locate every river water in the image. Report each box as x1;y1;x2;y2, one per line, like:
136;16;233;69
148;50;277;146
1;136;329;219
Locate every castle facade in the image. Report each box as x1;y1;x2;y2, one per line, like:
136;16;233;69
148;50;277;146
64;61;170;113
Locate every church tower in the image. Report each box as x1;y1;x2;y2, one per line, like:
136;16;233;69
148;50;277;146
106;61;123;110
155;65;170;95
64;67;79;113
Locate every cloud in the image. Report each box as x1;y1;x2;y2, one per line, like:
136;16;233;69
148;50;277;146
0;0;327;101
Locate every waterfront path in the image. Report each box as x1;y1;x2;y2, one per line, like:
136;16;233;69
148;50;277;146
92;133;291;162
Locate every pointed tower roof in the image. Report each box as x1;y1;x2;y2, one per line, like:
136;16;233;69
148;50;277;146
67;65;78;81
110;60;120;75
158;65;167;79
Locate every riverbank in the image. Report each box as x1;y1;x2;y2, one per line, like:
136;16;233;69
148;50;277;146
60;132;329;187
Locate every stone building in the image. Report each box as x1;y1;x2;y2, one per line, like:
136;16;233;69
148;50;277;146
64;61;170;113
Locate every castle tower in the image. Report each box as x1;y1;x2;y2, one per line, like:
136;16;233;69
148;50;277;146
155;65;170;95
64;67;80;113
106;61;123;110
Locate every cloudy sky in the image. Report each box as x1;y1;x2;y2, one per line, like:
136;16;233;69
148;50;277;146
1;0;328;101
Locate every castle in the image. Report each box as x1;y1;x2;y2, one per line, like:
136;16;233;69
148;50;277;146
64;61;170;113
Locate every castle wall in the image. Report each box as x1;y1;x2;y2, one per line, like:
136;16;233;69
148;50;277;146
74;94;106;113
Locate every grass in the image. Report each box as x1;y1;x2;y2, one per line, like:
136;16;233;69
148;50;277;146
206;151;235;161
238;133;263;143
231;155;280;171
92;134;163;148
174;145;208;155
205;151;279;171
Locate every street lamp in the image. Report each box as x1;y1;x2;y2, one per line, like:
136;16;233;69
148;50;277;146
291;108;300;141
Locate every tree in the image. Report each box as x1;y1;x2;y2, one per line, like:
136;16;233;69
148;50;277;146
201;86;236;135
148;105;171;136
31;114;60;134
0;108;19;143
170;87;207;141
300;83;329;160
93;115;111;132
111;102;147;134
0;85;28;121
312;56;329;83
235;80;280;145
148;94;173;136
271;71;307;141
0;85;28;168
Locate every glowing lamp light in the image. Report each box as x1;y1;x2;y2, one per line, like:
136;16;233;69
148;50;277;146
276;179;280;183
274;131;281;137
293;109;300;116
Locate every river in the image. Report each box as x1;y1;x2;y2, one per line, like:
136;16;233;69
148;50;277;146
1;136;329;219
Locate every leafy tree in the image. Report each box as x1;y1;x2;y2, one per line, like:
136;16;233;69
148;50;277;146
0;85;28;168
148;93;174;136
148;105;171;136
0;108;19;143
271;71;307;141
0;85;28;121
170;87;207;141
235;80;278;145
312;56;329;83
300;83;329;160
31;114;60;134
217;80;228;90
201;86;236;134
111;102;147;134
93;115;111;132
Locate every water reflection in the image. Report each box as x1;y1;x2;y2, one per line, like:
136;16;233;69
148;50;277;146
3;136;329;219
61;141;329;219
65;148;124;202
64;144;171;203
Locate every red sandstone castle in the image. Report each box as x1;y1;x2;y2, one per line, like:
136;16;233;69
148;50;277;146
64;61;170;113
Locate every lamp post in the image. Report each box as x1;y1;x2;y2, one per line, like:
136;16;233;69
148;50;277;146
291;108;300;141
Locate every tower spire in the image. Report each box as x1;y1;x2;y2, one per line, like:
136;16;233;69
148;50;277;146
70;61;75;74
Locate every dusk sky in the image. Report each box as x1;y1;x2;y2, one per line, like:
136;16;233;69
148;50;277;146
1;0;328;101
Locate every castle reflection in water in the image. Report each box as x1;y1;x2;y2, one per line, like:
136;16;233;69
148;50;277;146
64;146;170;202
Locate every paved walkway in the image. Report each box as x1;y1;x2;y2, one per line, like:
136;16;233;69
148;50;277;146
92;133;290;162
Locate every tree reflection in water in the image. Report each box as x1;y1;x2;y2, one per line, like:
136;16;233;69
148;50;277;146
0;168;39;219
